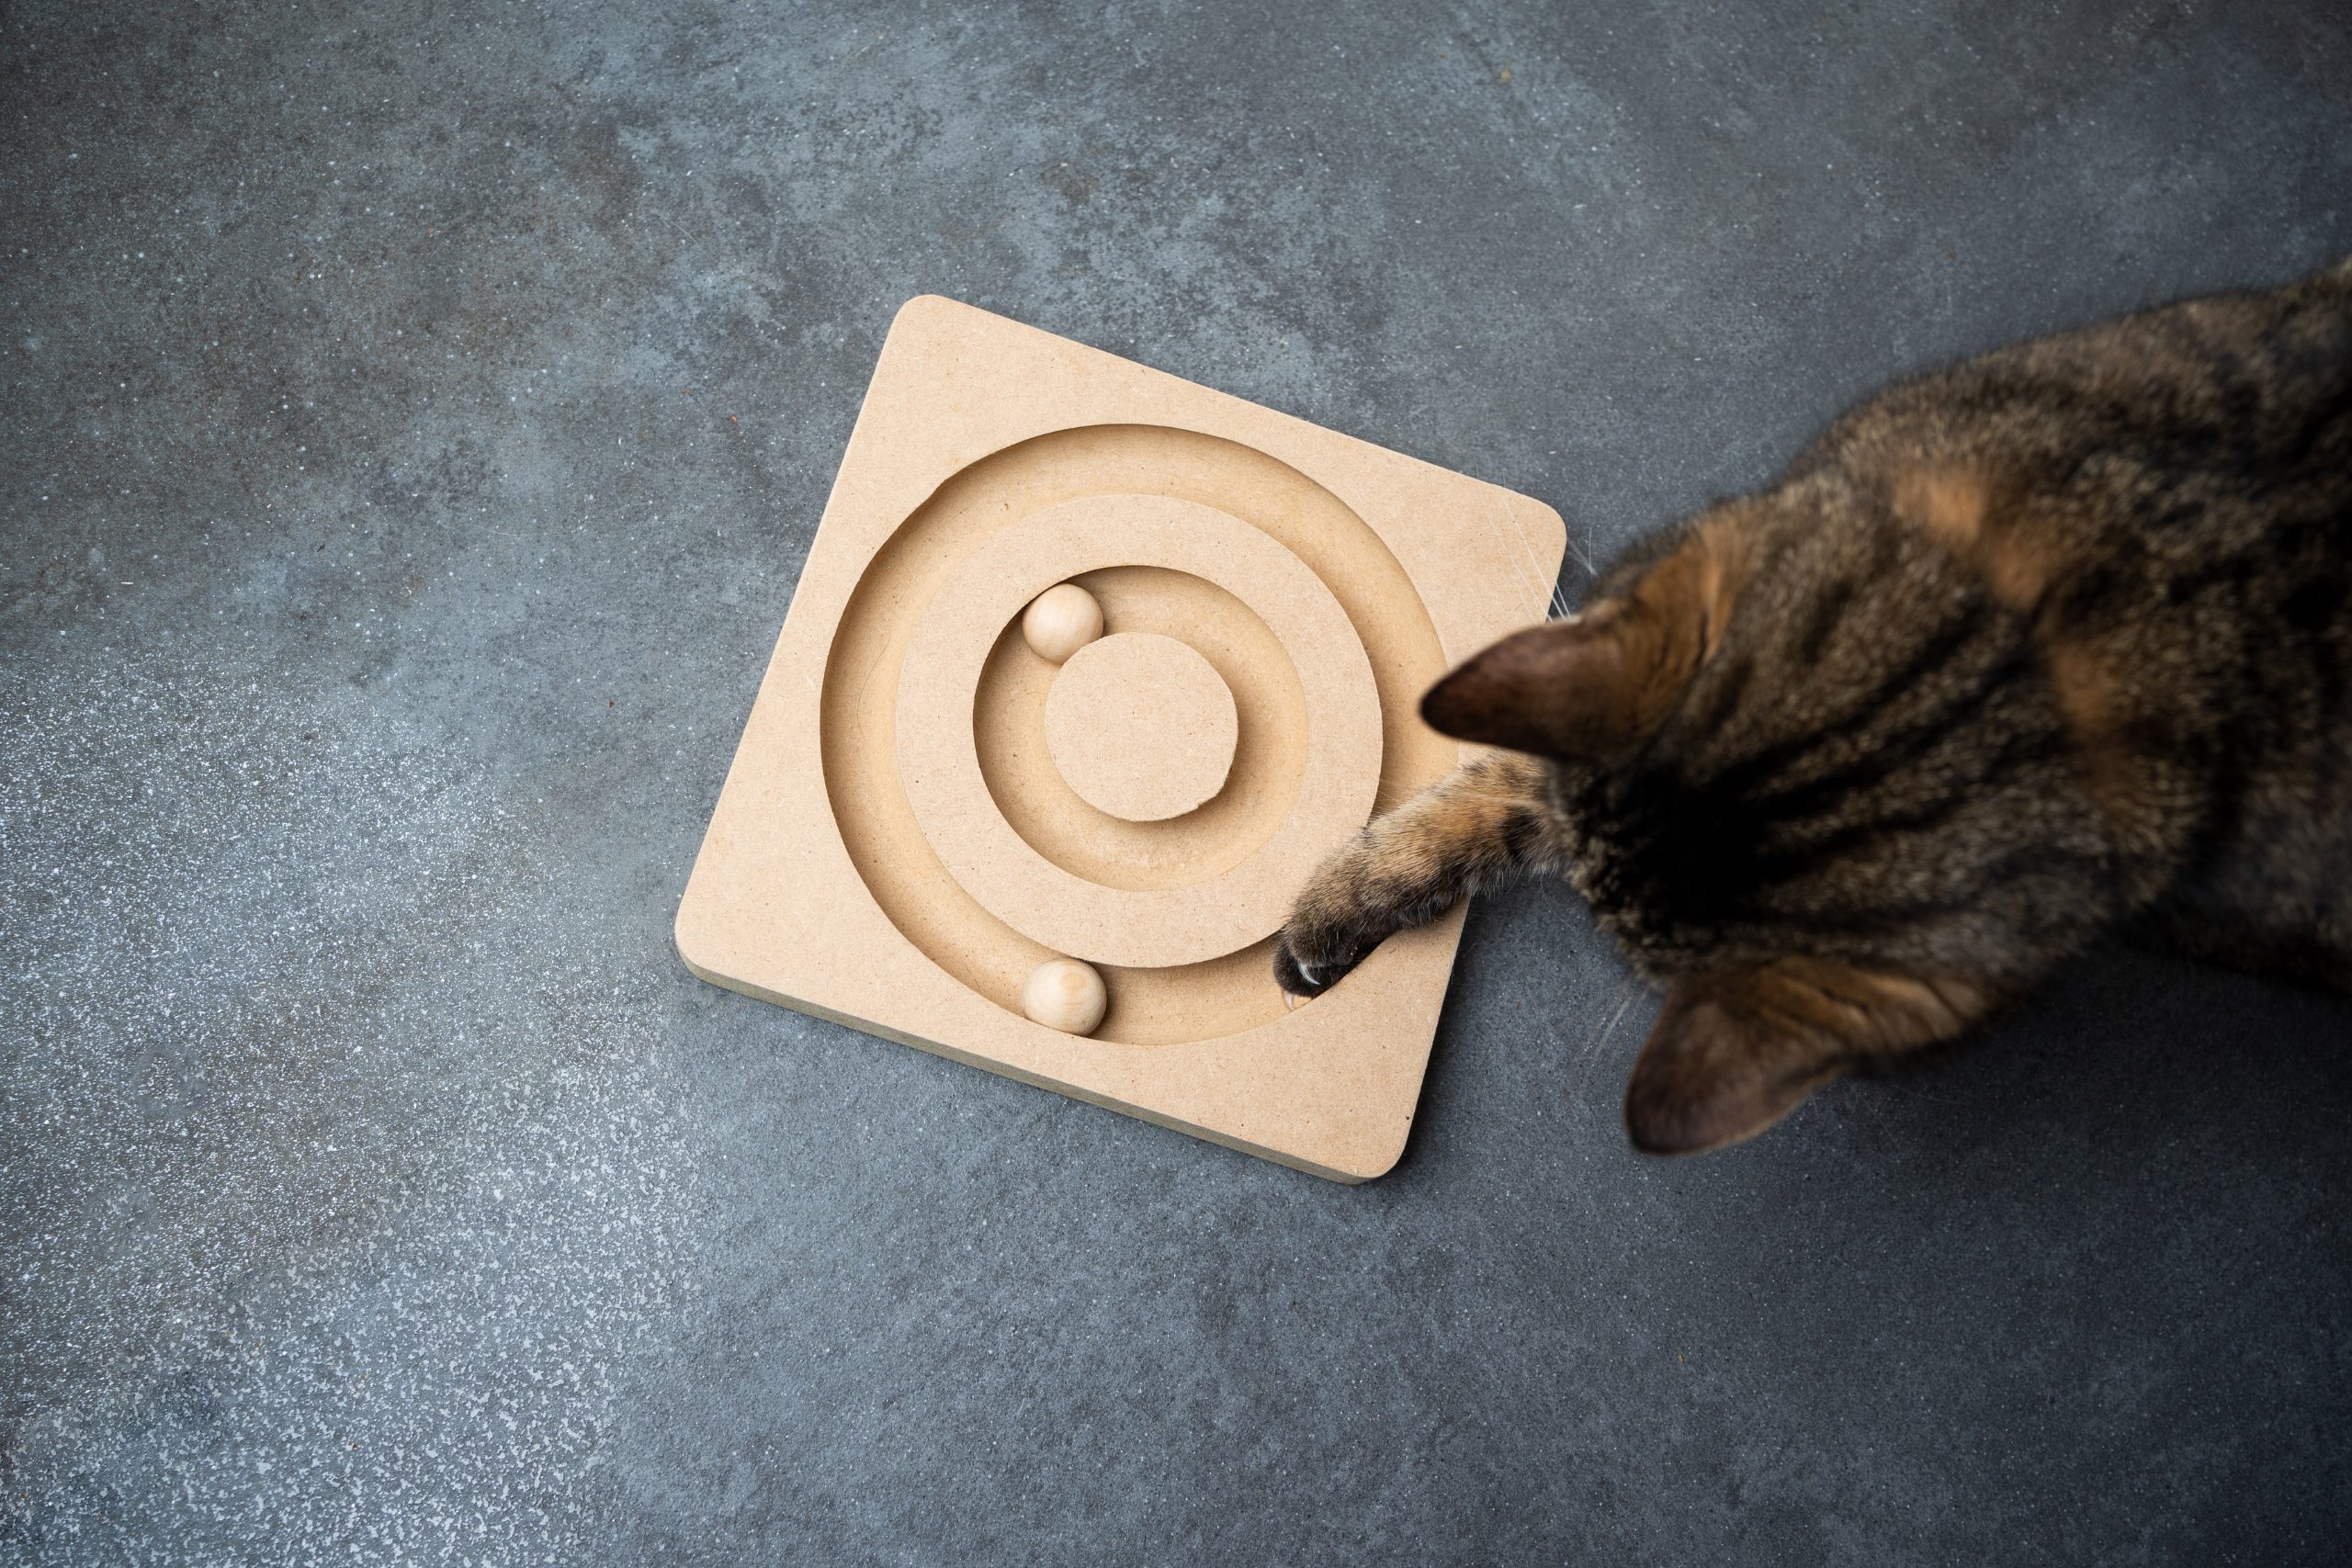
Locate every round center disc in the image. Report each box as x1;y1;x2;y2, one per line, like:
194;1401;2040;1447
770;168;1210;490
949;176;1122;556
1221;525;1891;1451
1043;632;1239;822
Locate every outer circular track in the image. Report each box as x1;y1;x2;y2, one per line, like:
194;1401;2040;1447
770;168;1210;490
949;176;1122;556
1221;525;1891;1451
818;424;1455;1047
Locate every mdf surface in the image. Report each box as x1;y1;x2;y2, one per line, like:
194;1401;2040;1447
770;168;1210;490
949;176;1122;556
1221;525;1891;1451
676;297;1566;1180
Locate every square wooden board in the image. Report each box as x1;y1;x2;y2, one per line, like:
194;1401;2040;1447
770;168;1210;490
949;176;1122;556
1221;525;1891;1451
676;298;1566;1181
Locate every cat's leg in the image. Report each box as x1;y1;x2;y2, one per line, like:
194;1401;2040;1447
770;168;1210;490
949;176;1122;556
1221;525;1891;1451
1273;749;1560;998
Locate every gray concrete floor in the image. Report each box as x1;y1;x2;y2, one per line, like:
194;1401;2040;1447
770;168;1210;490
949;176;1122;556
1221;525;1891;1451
6;1;2351;1562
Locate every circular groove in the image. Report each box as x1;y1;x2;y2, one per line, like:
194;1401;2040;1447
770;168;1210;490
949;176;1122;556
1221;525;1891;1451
818;423;1454;1045
897;493;1380;970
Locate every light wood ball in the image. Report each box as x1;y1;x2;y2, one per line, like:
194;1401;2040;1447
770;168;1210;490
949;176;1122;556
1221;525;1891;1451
1021;957;1107;1035
1021;582;1104;664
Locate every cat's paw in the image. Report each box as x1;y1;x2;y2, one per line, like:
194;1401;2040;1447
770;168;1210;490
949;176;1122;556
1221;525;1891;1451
1271;922;1370;1001
1272;831;1406;1000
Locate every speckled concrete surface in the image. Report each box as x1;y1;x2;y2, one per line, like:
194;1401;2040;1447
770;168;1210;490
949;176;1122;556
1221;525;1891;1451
5;2;2350;1562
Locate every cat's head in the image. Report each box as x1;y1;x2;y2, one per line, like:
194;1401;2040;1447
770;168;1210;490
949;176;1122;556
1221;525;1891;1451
1421;485;2111;1154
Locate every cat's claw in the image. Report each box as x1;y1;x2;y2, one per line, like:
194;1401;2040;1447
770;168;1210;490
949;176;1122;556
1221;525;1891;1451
1272;938;1355;1002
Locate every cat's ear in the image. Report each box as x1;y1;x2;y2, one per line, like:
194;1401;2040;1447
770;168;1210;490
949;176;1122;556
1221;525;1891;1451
1419;523;1747;758
1623;958;1996;1155
1418;616;1632;757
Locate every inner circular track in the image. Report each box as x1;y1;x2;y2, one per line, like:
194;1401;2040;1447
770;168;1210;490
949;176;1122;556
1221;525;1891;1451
818;424;1454;1046
895;493;1380;970
975;566;1305;890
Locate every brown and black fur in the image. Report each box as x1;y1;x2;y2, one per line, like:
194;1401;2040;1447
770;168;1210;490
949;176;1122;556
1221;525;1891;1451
1274;257;2352;1156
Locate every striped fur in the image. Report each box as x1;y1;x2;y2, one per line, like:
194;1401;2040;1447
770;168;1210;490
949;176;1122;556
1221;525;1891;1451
1274;258;2352;1154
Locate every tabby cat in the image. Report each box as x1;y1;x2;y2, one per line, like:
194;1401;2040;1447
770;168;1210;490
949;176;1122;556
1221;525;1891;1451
1273;257;2352;1155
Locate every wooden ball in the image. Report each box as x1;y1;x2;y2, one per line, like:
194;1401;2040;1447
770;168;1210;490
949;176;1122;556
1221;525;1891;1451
1021;957;1107;1035
1021;582;1103;664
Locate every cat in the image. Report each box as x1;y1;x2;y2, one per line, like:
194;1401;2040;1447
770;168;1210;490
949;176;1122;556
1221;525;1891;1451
1273;256;2352;1156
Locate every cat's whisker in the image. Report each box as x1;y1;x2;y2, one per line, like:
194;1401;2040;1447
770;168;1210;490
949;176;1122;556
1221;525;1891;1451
1573;980;1641;1096
1482;490;1556;626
